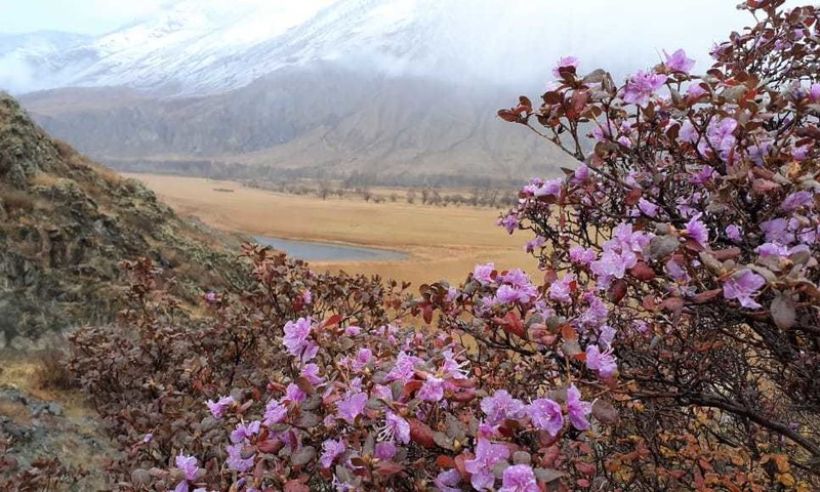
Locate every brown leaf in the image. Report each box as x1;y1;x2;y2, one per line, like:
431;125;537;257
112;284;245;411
628;262;656;281
592;399;619;424
771;293;796;329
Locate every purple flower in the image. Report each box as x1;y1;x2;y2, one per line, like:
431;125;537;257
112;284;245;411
495;284;537;305
678;120;699;144
375;441;397;460
500;464;539;492
622;71;667;106
573;164;590;182
481;390;525;425
552;55;579;78
501;268;531;288
473;262;495;285
386;352;423;383
226;443;254;472
665;258;690;283
569;246;597;266
336;391;368;424
548;274;575;304
435;469;463;492
301;290;312;305
344;325;361;336
664;49;695;74
686;83;707;99
725;224;742;242
586;345;618;379
499;214;519;234
756;242;790;258
780;191;813;212
524;236;546;253
205;395;234;419
637;198;659;218
566;384;592;431
577;294;609;330
282;317;313;358
284;383;306;403
528;398;564;436
204;291;218;304
810;83;820;103
175;453;199;482
792;144;811;161
143;433;153;443
465;438;510;490
263;399;287;426
617;135;632;148
351;348;373;372
382;411;411;444
418;376;445;402
320;439;346;468
723;269;766;309
230;420;261;444
300;363;325;385
706;117;738;159
685;213;709;247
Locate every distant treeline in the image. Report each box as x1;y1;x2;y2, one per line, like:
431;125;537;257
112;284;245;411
104;159;526;189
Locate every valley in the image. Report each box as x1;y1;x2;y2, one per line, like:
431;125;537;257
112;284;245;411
125;173;539;287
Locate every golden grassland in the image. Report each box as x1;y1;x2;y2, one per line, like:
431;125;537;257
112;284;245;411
124;174;539;287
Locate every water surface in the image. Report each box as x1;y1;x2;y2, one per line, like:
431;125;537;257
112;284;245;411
254;236;407;262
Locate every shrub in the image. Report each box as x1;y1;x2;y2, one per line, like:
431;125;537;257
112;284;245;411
66;2;817;491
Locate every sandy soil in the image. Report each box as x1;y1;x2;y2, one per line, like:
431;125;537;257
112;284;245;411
124;174;538;287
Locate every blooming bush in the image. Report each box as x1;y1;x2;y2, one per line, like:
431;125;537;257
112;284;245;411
65;2;817;491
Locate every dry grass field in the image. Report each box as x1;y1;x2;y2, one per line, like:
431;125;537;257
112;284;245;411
125;174;538;287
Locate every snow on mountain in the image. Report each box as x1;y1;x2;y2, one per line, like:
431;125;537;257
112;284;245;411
0;31;92;93
2;0;756;96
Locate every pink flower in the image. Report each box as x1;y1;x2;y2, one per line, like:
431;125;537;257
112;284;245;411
175;453;199;482
501;269;531;288
473;262;496;285
481;390;525;425
552;55;579;78
524;236;546;253
756;242;789;258
336;391;368;424
465;438;510;490
226;443;254;472
577;294;609;330
230;420;260;444
263;399;288;426
706;117;738;159
622;71;667;106
664;49;695;74
723;269;766;309
638;198;659;218
495;284;537;305
566;384;592;431
810;82;820;103
385;352;423;383
685;213;709;247
375;441;397;460
351;347;373;372
320;439;346;468
686;83;707;99
418;376;445;402
586;345;618;379
282;317;313;358
569;246;597;265
725;224;742;242
499;214;519;234
301;290;312;305
205;395;234;419
548;274;575;304
528;398;564;436
383;411;411;444
500;464;539;492
780;191;813;212
284;383;306;403
573;164;590;182
300;363;325;385
435;469;462;492
344;325;361;336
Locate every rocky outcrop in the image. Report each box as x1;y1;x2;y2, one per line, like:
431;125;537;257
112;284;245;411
0;93;244;347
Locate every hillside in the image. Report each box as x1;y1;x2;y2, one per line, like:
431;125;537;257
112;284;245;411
0;93;243;350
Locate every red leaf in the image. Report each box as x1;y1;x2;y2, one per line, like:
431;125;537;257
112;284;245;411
628;262;656;281
692;289;722;304
436;455;455;469
409;419;436;448
402;380;423;400
422;304;434;324
497;311;525;338
374;461;404;477
608;280;628;304
323;314;342;328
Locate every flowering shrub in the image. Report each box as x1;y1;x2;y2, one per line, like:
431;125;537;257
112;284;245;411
65;2;818;491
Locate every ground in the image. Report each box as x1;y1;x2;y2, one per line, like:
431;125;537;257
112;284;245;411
124;174;538;287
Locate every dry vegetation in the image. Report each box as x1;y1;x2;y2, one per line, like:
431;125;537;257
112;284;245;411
125;173;538;286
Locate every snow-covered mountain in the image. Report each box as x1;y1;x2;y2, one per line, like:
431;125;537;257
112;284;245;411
4;0;758;184
2;0;751;96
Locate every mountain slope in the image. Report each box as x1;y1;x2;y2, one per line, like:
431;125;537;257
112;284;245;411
21;65;577;185
0;93;243;349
